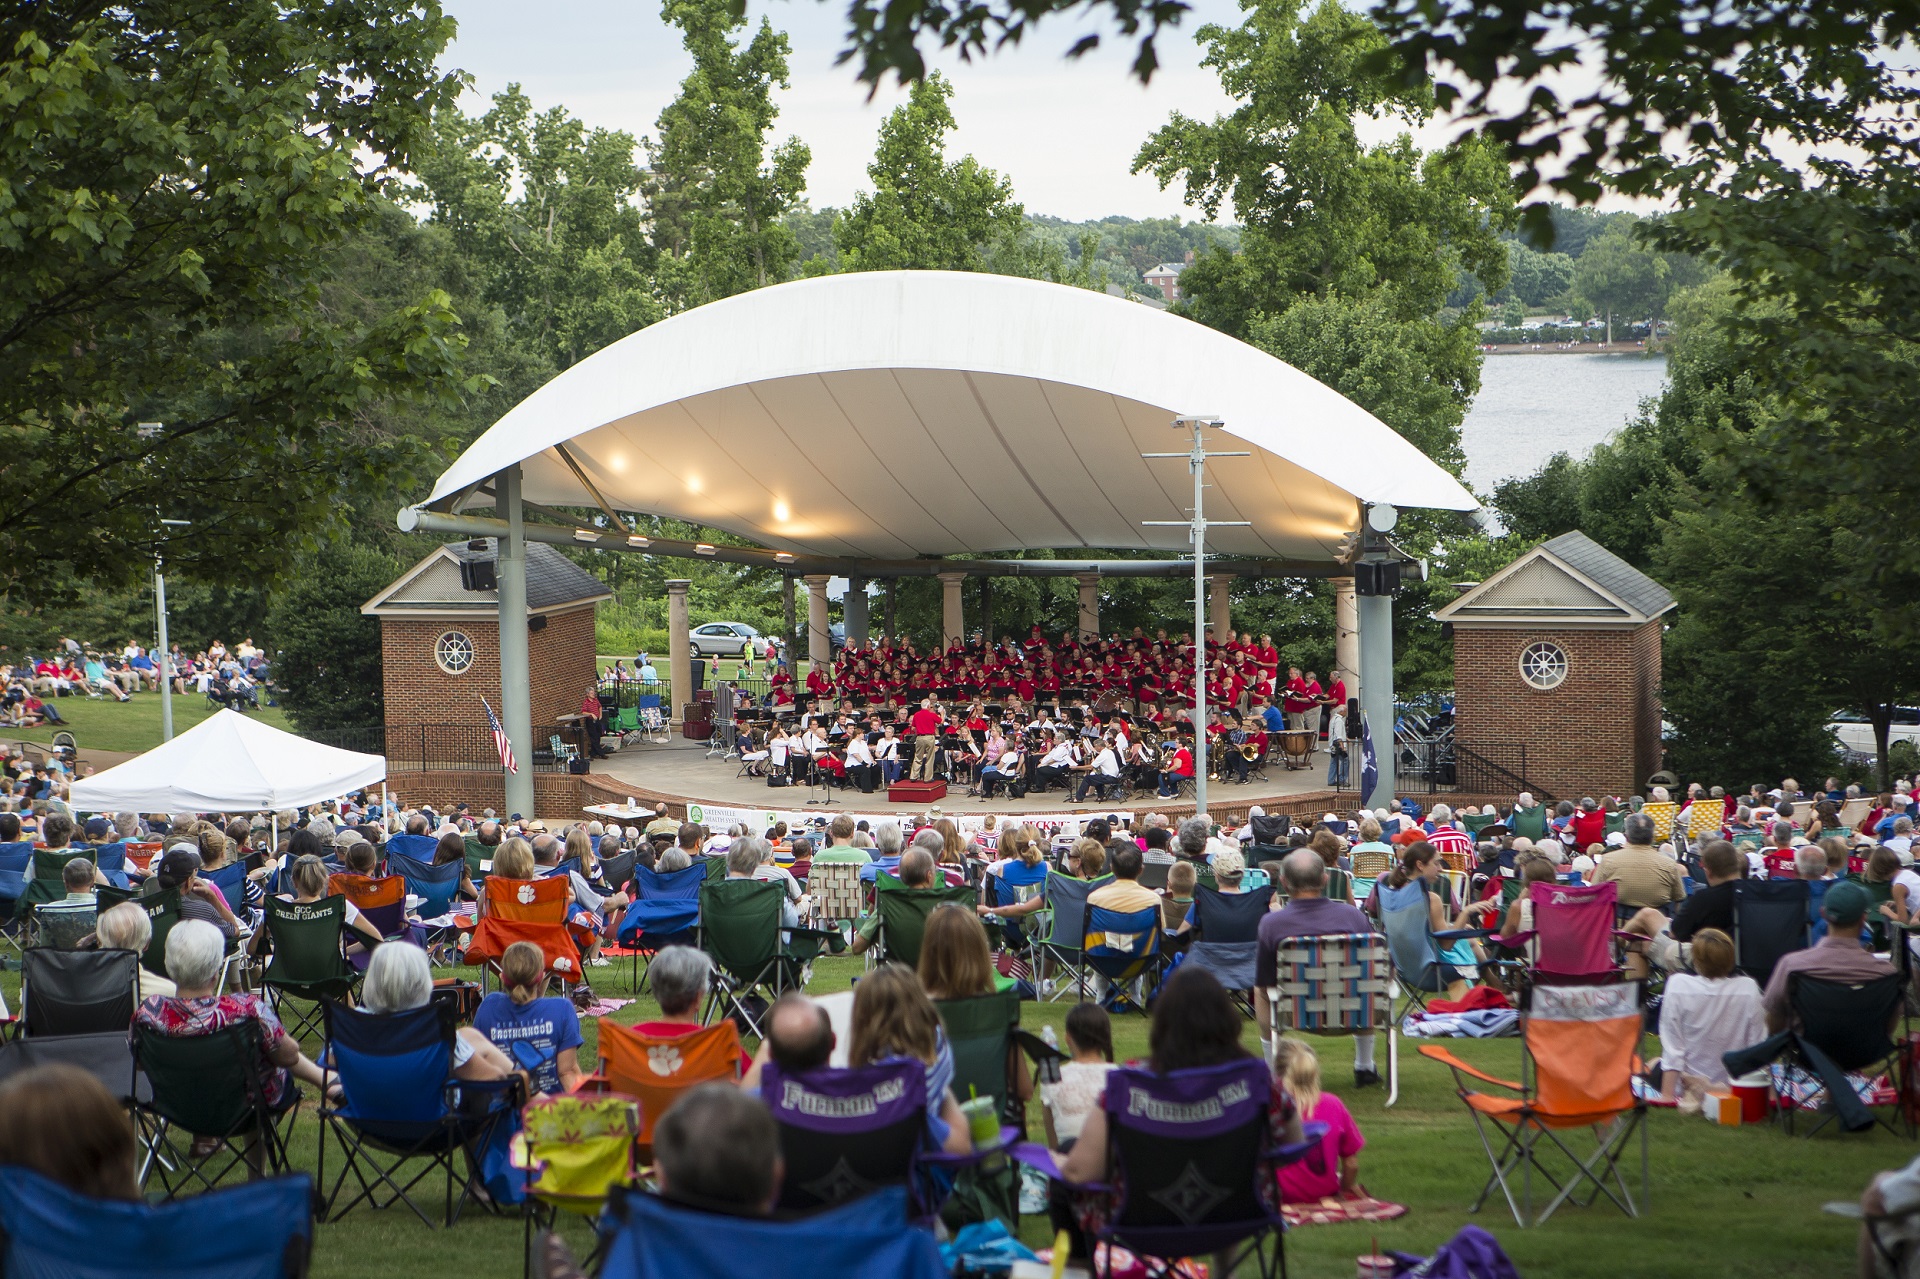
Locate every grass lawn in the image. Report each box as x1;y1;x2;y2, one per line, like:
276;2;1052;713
0;948;1873;1278
4;691;291;755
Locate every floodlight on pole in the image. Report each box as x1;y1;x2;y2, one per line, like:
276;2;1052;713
1143;416;1250;815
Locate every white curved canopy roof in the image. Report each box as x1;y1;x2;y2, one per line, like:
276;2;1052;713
424;271;1477;562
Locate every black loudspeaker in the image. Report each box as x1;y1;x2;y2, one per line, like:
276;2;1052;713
687;661;706;692
528;615;547;634
459;557;497;591
1354;560;1402;597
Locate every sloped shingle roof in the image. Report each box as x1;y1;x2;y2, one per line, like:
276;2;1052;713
1538;531;1675;619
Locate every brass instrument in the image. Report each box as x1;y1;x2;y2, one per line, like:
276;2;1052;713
1240;742;1262;761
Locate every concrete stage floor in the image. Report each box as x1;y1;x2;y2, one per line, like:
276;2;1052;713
584;736;1345;825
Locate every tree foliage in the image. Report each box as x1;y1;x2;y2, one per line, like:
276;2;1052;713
834;74;1025;272
266;541;401;733
0;0;473;604
647;0;811;311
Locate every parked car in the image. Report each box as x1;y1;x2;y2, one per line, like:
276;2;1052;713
1828;707;1920;756
688;622;762;658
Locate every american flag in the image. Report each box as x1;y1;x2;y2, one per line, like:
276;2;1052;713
482;697;518;775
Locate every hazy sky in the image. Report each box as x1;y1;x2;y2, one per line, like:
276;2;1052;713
443;0;1328;222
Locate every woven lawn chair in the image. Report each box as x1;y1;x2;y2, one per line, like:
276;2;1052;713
805;859;867;933
1421;980;1650;1227
1269;930;1400;1105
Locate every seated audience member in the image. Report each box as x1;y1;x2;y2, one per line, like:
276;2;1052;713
147;846;243;941
1490;853;1563;947
1211;847;1248;894
1589;814;1686;911
474;941;584;1095
1160;860;1198;934
55;856;96;906
1763;882;1895;1036
655;1083;784;1215
916;903;1001;1002
851;847;937;953
719;837;796;931
760;993;835;1074
1254;850;1382;1087
1656;928;1765;1107
634;946;754;1073
1271;1039;1366;1204
1041;1003;1115;1146
847;964;972;1154
0;1064;139;1200
257;854;384;959
1086;845;1157;914
1054;968;1301;1255
361;941;515;1082
1371;842;1499;1002
134;920;335;1107
95;901;176;999
478;837;548;918
811;814;869;864
434;828;478;901
1619;839;1745;975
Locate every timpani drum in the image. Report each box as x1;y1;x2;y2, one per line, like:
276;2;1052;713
1279;729;1316;770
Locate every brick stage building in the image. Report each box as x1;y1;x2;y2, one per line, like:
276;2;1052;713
362;540;611;812
1434;531;1675;801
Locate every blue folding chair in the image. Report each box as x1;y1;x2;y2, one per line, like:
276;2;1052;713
616;862;705;989
387;851;462;922
0;840;33;946
385;832;440;863
1183;885;1275;1017
1014;1059;1324;1279
0;1165;313;1279
1080;904;1164;1016
92;841;132;890
202;861;251;915
598;1183;947;1279
318;1000;524;1228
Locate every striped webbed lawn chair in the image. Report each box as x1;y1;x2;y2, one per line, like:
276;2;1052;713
1267;930;1400;1105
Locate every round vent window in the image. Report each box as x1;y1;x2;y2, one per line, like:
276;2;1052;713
1518;641;1568;690
435;630;475;675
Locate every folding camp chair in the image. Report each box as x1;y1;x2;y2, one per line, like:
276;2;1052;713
387;851;463;924
616;862;705;989
760;1059;928;1213
1732;878;1811;985
1014;1059;1322;1279
599;848;639;898
92;840;132;890
20;946;138;1038
937;986;1061;1134
512;1093;643;1279
0;1165;314;1279
329;871;411;943
259;894;359;1043
1031;873;1110;1002
31;900;97;950
1491;880;1638;995
1764;971;1910;1139
0;841;30;951
0;1026;148;1107
136;888;183;978
1081;905;1164;1016
18;846;91;918
1268;931;1401;1106
868;872;975;969
1183;885;1275;1018
317;999;525;1228
1420;979;1650;1227
133;1020;303;1198
597;1020;742;1162
805;859;867;933
697;877;837;1038
598;1182;948;1279
466;875;583;991
1378;887;1485;1019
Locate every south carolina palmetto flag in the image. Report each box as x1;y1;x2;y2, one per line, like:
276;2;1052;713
483;696;518;775
1359;711;1378;801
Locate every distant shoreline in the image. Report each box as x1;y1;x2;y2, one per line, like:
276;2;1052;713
1482;343;1664;357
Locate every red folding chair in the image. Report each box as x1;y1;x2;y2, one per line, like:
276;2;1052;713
1498;880;1639;987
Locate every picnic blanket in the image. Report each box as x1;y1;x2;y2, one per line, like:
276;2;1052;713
575;997;635;1019
1282;1196;1409;1227
1402;1009;1519;1038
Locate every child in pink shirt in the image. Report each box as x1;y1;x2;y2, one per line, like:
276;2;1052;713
1272;1039;1366;1203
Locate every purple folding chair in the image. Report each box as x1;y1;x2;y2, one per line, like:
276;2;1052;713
1015;1058;1323;1279
760;1059;928;1215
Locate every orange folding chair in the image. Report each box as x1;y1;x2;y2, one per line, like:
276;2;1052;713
328;873;409;940
596;1020;742;1162
1420;979;1649;1227
464;876;583;986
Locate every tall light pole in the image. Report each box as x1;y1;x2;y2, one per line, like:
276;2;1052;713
136;422;186;741
1145;417;1249;816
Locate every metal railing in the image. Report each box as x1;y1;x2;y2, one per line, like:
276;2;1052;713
1332;740;1542;799
304;724;582;773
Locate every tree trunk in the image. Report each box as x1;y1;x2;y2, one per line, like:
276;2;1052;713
1605;310;1613;345
1873;702;1894;793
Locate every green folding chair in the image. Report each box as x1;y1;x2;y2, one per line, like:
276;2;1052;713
934;987;1062;1230
259;895;359;1044
19;847;94;921
612;705;640;737
869;873;975;969
464;837;492;884
697;878;839;1039
138;889;183;979
1030;873;1112;1003
133;1021;301;1199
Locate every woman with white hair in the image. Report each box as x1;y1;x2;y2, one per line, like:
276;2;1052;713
360;942;515;1082
132;920;335;1108
96;901;175;1000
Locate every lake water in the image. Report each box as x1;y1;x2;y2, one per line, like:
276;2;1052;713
1460;352;1669;494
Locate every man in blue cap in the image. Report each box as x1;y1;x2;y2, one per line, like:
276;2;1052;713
1760;880;1892;1035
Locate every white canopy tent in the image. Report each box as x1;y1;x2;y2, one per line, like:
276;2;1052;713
69;709;386;814
420;270;1478;561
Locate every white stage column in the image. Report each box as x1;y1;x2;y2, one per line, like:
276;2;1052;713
1209;574;1233;645
805;574;832;672
1076;572;1101;643
666;579;691;727
1334;575;1360;706
938;571;966;647
845;576;869;647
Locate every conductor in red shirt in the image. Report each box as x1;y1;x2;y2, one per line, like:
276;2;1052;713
908;698;943;782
